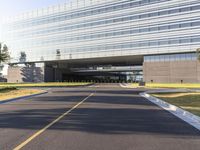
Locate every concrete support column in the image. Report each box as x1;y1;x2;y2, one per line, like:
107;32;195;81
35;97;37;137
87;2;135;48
44;65;62;82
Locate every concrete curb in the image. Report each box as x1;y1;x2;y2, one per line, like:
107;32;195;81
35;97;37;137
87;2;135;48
0;91;48;104
119;83;136;88
140;92;200;131
119;83;128;88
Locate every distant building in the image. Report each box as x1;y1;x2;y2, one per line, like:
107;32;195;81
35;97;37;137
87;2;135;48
1;0;200;83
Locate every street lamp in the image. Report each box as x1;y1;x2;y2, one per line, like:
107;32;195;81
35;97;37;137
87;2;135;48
52;64;58;82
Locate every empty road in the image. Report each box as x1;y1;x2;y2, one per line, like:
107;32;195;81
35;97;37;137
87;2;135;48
0;84;200;150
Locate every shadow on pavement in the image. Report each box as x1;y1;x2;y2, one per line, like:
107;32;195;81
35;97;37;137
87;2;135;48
0;88;200;137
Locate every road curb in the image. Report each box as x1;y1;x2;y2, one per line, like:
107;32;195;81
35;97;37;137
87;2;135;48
119;83;128;88
119;83;135;88
0;91;48;104
140;92;200;131
8;84;94;88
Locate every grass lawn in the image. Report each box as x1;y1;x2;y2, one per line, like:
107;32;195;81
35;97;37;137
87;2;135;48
0;87;44;102
0;82;91;101
145;83;200;89
152;92;200;117
0;82;91;87
130;83;200;89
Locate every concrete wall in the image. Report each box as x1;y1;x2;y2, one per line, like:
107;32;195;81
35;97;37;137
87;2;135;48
44;66;62;82
143;60;200;83
7;66;64;83
7;66;44;83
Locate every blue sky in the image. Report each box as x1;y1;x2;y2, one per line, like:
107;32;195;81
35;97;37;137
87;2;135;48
0;0;71;18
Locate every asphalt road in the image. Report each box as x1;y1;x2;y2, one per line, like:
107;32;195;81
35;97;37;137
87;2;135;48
0;84;200;150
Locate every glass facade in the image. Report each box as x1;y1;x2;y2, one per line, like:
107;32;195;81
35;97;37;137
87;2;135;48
144;53;197;62
1;0;200;63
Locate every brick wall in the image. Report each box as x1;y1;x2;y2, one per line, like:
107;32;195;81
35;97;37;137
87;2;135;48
143;60;200;83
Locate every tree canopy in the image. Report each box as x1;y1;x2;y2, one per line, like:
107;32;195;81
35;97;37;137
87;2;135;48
0;43;10;63
197;48;200;61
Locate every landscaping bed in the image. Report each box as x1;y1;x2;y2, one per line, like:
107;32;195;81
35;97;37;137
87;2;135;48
0;87;44;102
0;82;91;88
146;83;200;89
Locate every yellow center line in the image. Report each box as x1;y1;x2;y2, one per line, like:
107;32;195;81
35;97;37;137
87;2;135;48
13;93;94;150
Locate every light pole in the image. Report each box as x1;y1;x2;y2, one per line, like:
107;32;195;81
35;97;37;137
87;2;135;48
54;49;60;82
52;64;58;82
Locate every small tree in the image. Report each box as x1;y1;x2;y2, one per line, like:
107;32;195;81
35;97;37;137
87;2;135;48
56;49;61;60
197;48;200;61
0;43;10;77
19;51;27;63
0;43;10;63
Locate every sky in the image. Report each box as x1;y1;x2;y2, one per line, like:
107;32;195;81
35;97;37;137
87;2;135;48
0;0;71;19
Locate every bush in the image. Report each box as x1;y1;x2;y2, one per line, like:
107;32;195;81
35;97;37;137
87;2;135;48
0;87;17;92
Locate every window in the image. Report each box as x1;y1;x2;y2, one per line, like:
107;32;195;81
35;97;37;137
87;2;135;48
150;12;158;17
139;42;148;47
169;9;179;14
140;14;149;19
164;55;170;61
180;38;191;44
180;22;191;28
141;0;149;5
191;5;200;11
159;10;168;16
179;54;186;60
149;41;158;46
130;15;139;20
180;7;191;12
159;40;169;45
170;39;180;44
159;25;169;30
139;28;149;32
191;37;200;43
169;24;180;29
191;21;200;26
150;26;159;31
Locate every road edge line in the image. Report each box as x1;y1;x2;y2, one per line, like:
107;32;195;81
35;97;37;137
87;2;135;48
13;93;94;150
140;92;200;131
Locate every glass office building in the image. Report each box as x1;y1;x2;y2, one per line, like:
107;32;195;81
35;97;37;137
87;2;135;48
1;0;200;83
